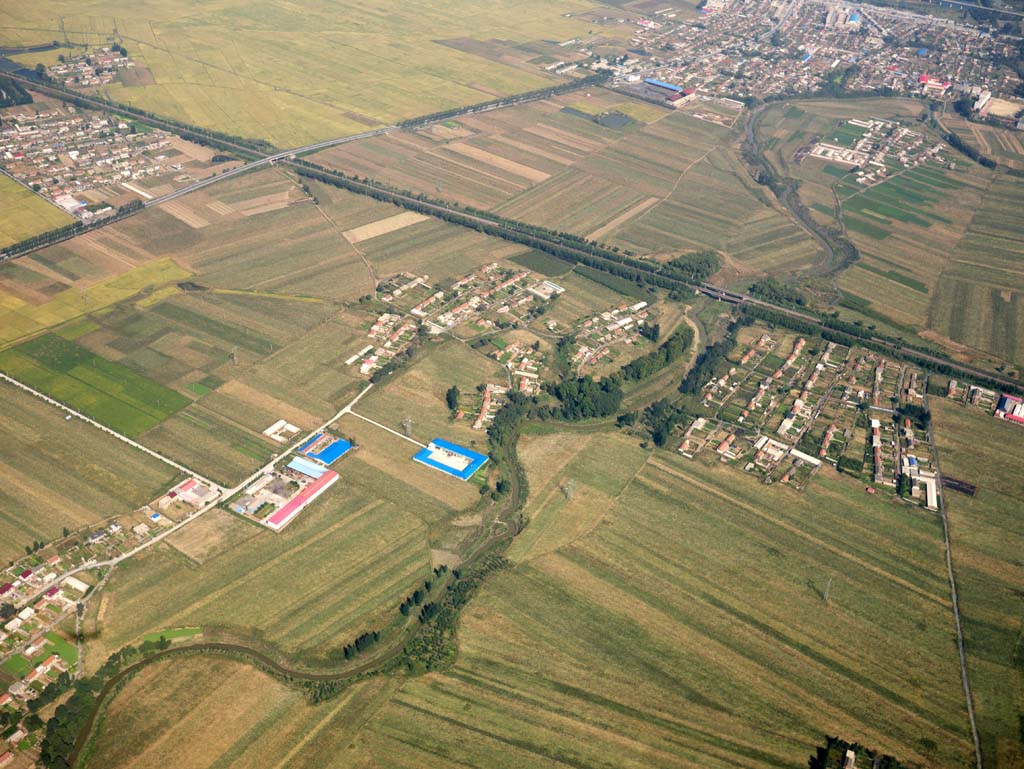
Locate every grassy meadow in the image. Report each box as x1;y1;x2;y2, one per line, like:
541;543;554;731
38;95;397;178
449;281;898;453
0;0;623;146
0;173;73;249
931;399;1024;769
0;379;180;562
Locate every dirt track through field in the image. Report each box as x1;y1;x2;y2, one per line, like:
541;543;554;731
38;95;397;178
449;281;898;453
587;197;660;240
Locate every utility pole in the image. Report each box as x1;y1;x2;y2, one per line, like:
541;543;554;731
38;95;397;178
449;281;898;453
231;346;238;365
564;479;576;501
402;416;413;437
823;576;833;606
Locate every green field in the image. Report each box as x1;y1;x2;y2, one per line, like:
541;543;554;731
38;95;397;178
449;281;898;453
0;174;73;249
0;333;191;437
0;0;623;146
932;399;1024;768
929;172;1024;366
44;631;79;665
0;379;180;562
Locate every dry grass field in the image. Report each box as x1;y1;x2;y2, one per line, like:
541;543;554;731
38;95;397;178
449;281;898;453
356;432;970;769
86;656;402;769
0;379;180;562
0;0;629;146
931;399;1024;769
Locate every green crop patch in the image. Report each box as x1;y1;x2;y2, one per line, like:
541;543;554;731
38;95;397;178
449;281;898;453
574;264;648;299
510;250;572;277
858;263;929;293
0;334;190;437
141;627;202;644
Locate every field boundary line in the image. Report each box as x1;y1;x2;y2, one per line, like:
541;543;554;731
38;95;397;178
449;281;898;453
925;381;983;769
0;370;218;489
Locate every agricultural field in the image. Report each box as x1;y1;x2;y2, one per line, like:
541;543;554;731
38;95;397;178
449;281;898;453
316;89;821;274
86;656;401;769
756;98;1024;368
942;112;1024;170
929;172;1024;366
0;333;191;436
0;168;572;484
0;173;73;249
0;378;180;562
365;431;969;769
79;422;971;769
931;398;1024;769
0;0;629;147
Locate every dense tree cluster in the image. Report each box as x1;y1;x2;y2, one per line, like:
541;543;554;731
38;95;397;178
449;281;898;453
620;327;694;383
661;250;721;282
679;336;739;395
445;385;460;413
547;375;623;420
341;631;380;660
749;277;806;307
639;322;661;343
642;398;689;447
944;131;997;168
896;403;931;431
0;75;32;108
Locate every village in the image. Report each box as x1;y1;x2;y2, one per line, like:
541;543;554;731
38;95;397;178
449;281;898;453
42;46;136;91
574;0;1023;126
802;117;950;187
349;265;565;376
0;98;235;218
676;326;947;509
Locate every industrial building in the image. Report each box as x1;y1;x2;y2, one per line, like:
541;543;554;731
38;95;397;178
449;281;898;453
413;439;489;481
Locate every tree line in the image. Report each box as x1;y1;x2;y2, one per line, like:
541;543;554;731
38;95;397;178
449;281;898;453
944;131;997;168
1;200;142;259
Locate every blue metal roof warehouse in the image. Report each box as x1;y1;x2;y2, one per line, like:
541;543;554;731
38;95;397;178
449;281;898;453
644;78;683;93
